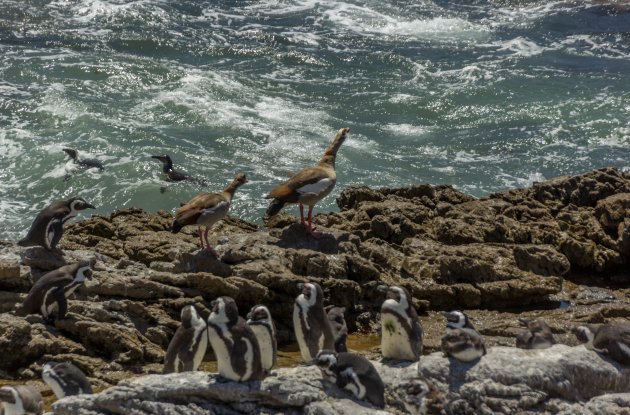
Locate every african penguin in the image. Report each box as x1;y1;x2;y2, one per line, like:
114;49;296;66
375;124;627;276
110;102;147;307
441;311;486;362
151;154;206;185
315;350;385;409
206;296;265;381
401;379;445;415
18;197;95;251
325;305;348;353
378;285;423;361
516;318;555;350
572;322;630;365
293;282;335;362
0;385;43;415
16;261;93;322
62;148;104;171
42;361;92;399
163;305;208;374
246;304;277;374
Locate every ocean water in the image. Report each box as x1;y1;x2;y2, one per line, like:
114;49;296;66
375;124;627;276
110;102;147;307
0;0;629;240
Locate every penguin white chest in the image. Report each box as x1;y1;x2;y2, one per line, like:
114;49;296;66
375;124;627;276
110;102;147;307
340;367;366;399
207;325;240;381
293;303;313;361
451;346;484;362
381;313;415;360
2;400;25;415
191;324;208;371
42;370;66;399
250;325;274;371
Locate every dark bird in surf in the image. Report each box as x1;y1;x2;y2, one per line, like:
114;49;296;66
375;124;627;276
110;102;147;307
63;148;104;171
264;128;349;238
151;154;207;186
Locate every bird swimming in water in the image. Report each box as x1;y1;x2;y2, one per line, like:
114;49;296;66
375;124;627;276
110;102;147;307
265;128;349;237
62;148;104;171
151;154;207;186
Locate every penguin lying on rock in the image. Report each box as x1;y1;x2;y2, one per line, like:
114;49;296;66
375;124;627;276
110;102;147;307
516;318;554;350
440;311;486;362
42;361;92;399
0;385;43;415
315;349;385;409
572;322;630;365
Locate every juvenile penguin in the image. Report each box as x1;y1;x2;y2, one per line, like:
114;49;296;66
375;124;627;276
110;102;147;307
516;318;555;350
325;305;348;353
17;261;93;322
42;361;92;399
18;197;95;251
163;305;208;374
62;148;104;171
151;154;206;185
265;128;349;237
206;296;265;381
572;322;630;365
441;311;486;362
0;385;43;415
293;282;335;362
246;304;277;373
401;379;446;415
378;285;423;361
315;350;385;409
171;172;247;255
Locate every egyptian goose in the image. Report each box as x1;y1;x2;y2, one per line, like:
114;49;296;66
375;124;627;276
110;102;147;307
171;172;247;255
265;127;349;236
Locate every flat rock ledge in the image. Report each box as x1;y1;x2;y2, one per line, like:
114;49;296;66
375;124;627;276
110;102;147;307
51;345;630;415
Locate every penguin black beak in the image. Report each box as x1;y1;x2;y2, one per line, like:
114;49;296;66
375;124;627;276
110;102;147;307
85;203;96;209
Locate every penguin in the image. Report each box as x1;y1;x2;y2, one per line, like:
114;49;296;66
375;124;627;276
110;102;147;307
401;379;446;415
41;361;92;399
171;172;247;256
17;197;95;251
246;304;277;374
440;310;486;362
206;296;265;381
571;322;630;365
516;318;555;350
151;154;206;185
377;285;423;361
17;261;93;322
314;349;385;409
62;148;104;171
325;305;348;353
265;128;349;237
293;282;335;362
0;385;43;415
163;305;208;374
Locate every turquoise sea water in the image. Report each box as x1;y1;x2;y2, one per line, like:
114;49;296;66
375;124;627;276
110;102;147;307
1;0;629;240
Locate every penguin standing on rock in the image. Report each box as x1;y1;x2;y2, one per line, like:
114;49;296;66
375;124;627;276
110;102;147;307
171;172;247;256
378;285;423;361
293;282;335;362
516;318;555;349
246;305;277;374
325;305;348;352
265;128;350;238
206;296;265;381
16;261;93;322
315;349;385;409
62;148;104;171
0;385;43;415
572;322;630;365
42;361;92;399
441;311;486;362
18;197;95;251
163;305;208;374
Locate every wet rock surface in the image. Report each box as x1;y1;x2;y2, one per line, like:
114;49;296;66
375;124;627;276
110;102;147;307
0;168;628;413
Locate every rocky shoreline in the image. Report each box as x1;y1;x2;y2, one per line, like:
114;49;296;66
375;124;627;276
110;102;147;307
1;167;629;413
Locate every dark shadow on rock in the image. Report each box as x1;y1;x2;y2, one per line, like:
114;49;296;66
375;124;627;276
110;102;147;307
173;252;232;277
446;357;480;393
275;223;340;254
19;246;66;271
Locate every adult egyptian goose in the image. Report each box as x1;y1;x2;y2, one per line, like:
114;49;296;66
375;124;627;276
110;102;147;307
265;127;350;236
171;172;247;255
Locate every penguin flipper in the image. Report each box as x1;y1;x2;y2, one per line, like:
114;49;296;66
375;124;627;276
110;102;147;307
53;287;68;320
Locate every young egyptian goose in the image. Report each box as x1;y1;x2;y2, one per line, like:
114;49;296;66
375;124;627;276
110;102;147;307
265;127;350;237
171;172;247;255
